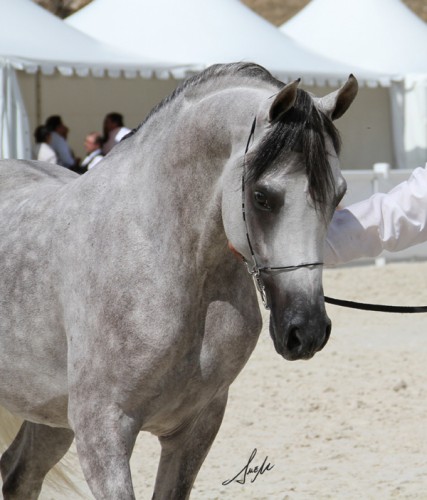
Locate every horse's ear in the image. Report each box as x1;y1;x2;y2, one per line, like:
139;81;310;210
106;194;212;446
269;79;300;122
319;74;358;121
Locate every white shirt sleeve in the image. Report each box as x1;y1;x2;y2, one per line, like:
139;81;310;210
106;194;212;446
325;164;427;265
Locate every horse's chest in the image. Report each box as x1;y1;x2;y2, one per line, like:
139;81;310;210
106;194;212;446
141;302;262;434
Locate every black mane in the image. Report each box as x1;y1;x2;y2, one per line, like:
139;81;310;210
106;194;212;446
129;63;341;207
129;62;281;134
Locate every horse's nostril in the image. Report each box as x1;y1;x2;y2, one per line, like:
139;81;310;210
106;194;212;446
286;327;302;353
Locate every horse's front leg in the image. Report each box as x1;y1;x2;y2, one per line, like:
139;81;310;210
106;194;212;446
68;399;141;500
152;391;228;500
1;421;74;500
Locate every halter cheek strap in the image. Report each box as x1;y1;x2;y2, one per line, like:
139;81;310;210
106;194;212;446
240;117;323;309
238;120;427;315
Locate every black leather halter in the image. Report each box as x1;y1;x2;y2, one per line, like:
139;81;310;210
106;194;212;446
241;117;323;309
242;119;427;314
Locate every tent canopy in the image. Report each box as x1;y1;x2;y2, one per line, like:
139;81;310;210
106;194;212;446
280;0;427;169
1;0;192;78
66;0;376;86
0;0;195;159
280;0;427;83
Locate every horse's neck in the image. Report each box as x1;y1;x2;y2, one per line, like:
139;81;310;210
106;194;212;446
142;87;266;243
79;85;266;280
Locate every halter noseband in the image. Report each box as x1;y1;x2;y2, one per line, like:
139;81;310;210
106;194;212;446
241;117;323;309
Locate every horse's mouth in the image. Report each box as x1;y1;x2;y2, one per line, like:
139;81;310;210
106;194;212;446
269;315;331;361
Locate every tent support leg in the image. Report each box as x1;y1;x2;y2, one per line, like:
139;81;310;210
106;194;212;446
36;71;42;126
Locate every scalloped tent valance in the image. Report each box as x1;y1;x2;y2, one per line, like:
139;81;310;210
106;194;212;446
66;0;379;88
0;0;195;159
0;0;194;79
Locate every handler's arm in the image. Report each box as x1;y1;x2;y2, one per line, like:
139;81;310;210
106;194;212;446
325;164;427;265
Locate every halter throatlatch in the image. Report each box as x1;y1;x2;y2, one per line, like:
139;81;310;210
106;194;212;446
241;117;323;309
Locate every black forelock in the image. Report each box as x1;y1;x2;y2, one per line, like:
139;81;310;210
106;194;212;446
245;87;341;209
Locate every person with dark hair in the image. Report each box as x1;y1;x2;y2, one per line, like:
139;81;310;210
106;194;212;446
102;112;131;155
325;164;427;265
45;115;77;169
80;132;104;171
33;125;57;164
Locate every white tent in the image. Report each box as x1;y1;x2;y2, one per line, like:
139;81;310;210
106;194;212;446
0;0;193;159
0;63;30;159
66;0;375;86
281;0;427;169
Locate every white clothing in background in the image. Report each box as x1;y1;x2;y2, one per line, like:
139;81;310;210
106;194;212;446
81;148;103;170
35;143;57;164
102;126;131;155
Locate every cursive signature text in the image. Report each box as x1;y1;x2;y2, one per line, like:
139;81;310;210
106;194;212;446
222;448;274;485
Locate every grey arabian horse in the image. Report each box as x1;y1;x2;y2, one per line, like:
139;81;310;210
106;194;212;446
0;63;357;499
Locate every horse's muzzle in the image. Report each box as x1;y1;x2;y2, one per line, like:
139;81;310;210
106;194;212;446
269;310;332;361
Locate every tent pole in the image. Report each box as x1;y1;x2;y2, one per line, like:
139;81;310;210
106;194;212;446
36;70;42;125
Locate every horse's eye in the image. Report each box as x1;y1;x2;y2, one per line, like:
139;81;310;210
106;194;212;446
254;191;271;211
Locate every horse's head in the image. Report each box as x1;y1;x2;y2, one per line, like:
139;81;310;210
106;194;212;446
223;75;358;361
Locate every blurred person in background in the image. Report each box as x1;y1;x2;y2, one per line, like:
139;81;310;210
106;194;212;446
102;112;131;155
80;132;104;172
45;115;79;169
34;125;57;164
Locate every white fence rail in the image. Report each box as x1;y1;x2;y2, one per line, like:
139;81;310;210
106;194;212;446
341;164;427;264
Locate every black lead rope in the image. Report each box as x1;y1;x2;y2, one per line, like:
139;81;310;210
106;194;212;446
242;119;427;314
324;295;427;313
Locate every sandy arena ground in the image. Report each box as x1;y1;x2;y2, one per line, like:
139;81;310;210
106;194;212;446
18;260;427;499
